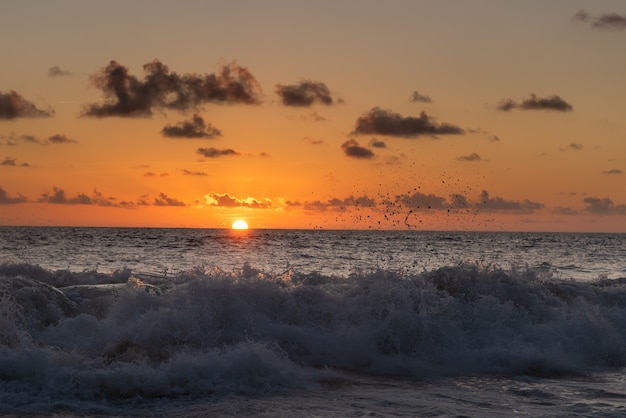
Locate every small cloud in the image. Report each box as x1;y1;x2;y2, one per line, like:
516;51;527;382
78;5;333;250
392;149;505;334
475;190;544;213
161;114;222;139
0;186;27;204
1;156;29;167
1;156;17;166
369;138;387;148
153;193;186;207
560;143;583;151
573;9;626;30
82;59;262;118
409;90;433;103
0;90;54;119
182;169;208;176
204;192;273;209
341;139;374;159
302;195;376;212
552;206;579;216
456;153;482;162
352;107;464;138
197;147;240;158
583;197;626;215
38;187;118;206
275;80;337;107
602;168;623;175
48;66;72;77
303;136;324;145
301;111;327;121
48;134;78;144
496;94;573;112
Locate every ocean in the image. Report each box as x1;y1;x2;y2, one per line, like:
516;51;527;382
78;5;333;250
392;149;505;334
1;227;625;417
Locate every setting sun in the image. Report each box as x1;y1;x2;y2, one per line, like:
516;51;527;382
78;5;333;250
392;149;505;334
232;220;249;230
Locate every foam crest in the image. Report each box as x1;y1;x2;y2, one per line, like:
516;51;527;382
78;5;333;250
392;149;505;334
1;261;626;409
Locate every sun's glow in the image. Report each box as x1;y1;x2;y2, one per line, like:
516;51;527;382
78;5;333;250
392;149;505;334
231;220;249;230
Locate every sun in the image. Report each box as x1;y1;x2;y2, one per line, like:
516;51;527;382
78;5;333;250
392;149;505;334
231;220;249;230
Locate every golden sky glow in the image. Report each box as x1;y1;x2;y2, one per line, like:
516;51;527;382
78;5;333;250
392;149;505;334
1;1;626;231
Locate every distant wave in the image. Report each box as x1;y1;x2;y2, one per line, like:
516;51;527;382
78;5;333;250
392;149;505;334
1;261;625;411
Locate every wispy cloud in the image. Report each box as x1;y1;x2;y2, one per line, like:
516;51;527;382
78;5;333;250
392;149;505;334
497;94;573;112
82;59;262;117
560;142;583;151
161;114;222;139
0;186;27;204
197;147;240;158
275;80;338;107
341;139;374;159
456;153;482;162
47;66;72;77
409;90;433;103
602;168;623;175
48;134;78;144
0;91;54;120
0;133;77;145
573;10;626;30
352;107;464;138
182;169;208;176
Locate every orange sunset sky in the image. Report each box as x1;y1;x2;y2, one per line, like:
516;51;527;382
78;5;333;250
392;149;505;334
1;0;625;231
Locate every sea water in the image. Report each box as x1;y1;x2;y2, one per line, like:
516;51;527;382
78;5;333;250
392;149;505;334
1;227;625;416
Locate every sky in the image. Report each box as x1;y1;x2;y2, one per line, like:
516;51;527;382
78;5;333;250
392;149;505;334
1;0;626;231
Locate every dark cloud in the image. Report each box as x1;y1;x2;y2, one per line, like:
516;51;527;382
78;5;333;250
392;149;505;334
0;90;54;120
352;107;464;138
497;94;573;112
409;90;433;103
602;168;623;175
475;190;544;213
573;10;626;30
197;147;240;158
396;192;448;210
38;187;117;206
48;66;72;77
0;187;27;204
583;197;626;215
303;195;376;211
48;134;78;144
161;114;222;139
204;192;273;209
341;139;374;159
369;138;386;148
82;59;262;117
275;80;336;107
182;169;208;176
153;193;186;207
456;153;482;162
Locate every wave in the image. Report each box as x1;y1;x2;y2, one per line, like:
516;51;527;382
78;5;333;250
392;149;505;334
1;261;626;410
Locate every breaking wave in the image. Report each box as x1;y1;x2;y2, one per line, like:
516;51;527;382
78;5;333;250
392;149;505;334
1;261;626;412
